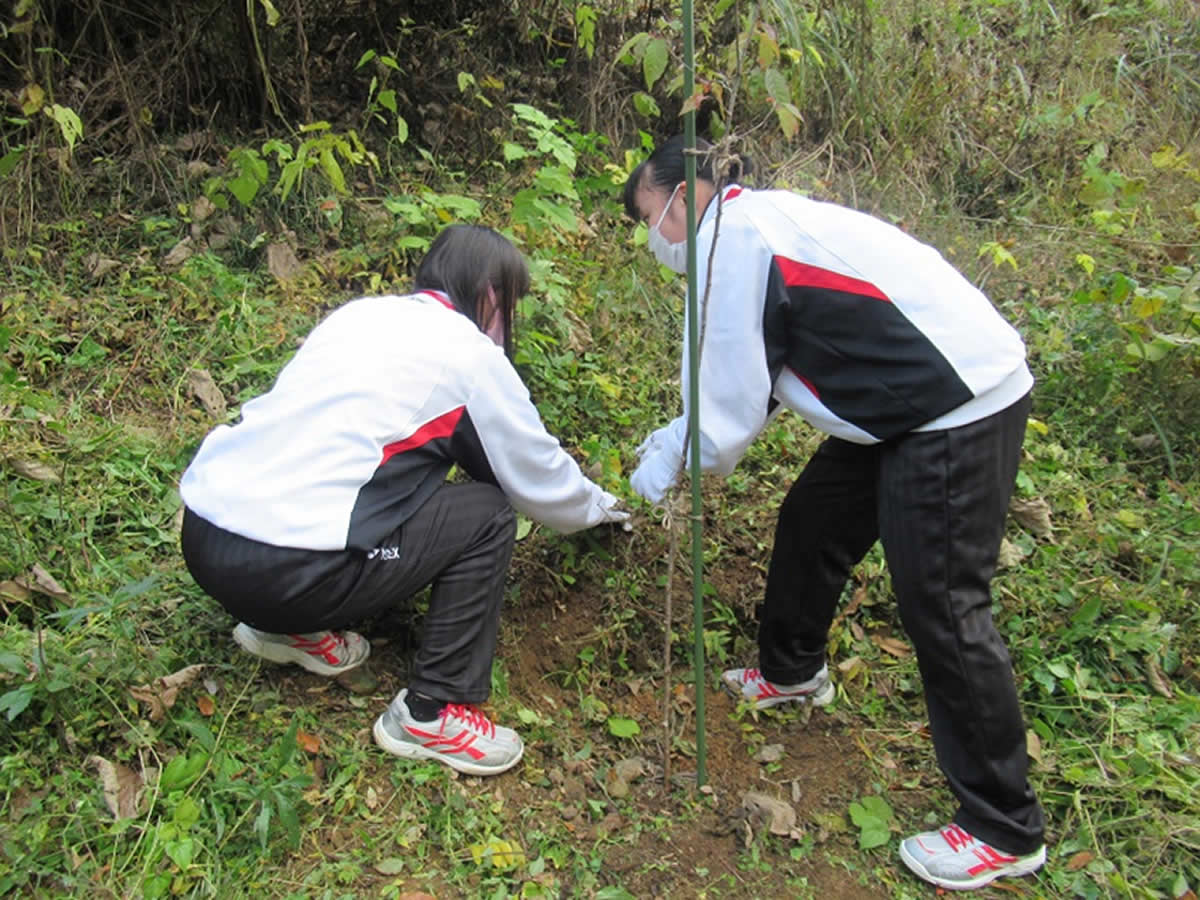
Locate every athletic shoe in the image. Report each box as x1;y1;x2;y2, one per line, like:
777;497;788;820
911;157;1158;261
899;822;1047;891
373;689;524;776
232;623;369;676
721;665;836;709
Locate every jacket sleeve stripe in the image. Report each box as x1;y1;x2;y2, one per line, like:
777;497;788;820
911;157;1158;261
381;406;465;464
773;255;891;303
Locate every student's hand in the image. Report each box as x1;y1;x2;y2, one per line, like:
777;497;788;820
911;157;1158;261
597;491;633;531
630;445;682;505
635;425;673;462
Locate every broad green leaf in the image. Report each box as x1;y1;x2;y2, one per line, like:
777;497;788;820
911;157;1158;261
643;38;669;91
47;104;83;152
378;89;396;113
633;92;661;118
174;796;202;829
227;172;260;206
615;31;650;65
1116;509;1146;529
426;192;482;220
515;515;533;541
774;103;800;140
503;142;529;161
164;837;194;869
396;116;408;143
457;72;476;93
513;103;554;130
1131;290;1165;319
468;838;526;869
0;685;35;721
355;49;377;69
607;716;640;738
758;32;780;69
0;146;26;178
848;796;893;849
1075;253;1095;276
319;147;347;193
1125;340;1169;362
763;68;792;105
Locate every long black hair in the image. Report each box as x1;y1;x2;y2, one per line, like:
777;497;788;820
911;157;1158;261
622;135;753;221
413;225;529;358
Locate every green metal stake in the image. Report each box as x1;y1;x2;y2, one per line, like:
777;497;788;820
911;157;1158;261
680;0;706;788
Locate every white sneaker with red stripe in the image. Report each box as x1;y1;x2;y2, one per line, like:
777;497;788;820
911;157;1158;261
721;665;836;709
232;623;370;676
900;823;1046;890
373;689;524;776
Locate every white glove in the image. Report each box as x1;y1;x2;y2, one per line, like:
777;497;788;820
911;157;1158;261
596;491;633;531
635;425;674;462
630;445;682;505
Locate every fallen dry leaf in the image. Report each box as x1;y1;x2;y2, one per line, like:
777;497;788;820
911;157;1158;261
192;195;216;222
196;695;215;717
297;730;321;754
186;369;227;421
85;253;121;279
1010;496;1054;540
1065;850;1095;871
754;743;785;764
88;755;144;819
1026;729;1042;764
8;458;61;483
741;790;796;836
129;664;205;721
1147;657;1174;699
267;242;303;281
162;237;195;268
0;580;33;604
871;634;912;658
28;565;70;600
996;536;1027;570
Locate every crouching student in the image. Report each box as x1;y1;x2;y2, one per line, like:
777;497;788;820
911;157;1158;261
179;225;628;776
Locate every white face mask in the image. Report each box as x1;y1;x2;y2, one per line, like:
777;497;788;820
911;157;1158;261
647;183;688;274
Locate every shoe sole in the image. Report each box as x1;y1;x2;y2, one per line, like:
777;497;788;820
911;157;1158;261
899;842;1046;891
233;624;367;677
722;675;836;710
372;715;525;777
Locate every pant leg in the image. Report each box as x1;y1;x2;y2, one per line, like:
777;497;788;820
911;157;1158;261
759;437;881;684
345;481;515;705
181;507;357;632
878;392;1044;854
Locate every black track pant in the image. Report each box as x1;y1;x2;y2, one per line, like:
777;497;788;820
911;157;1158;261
759;392;1044;854
181;482;515;705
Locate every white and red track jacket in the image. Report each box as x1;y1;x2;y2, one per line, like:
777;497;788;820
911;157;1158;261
658;186;1034;474
180;291;619;551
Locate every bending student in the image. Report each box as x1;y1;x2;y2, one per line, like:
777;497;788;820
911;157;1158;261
623;136;1045;892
